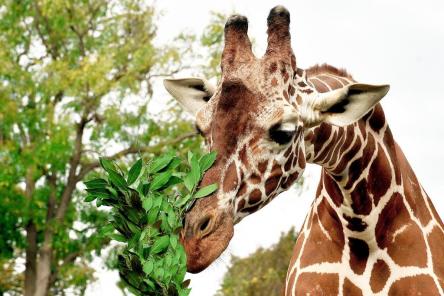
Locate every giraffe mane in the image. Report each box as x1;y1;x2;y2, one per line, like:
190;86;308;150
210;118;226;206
306;63;354;80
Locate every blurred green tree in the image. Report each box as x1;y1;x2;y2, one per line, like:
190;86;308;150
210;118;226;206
0;0;204;295
199;11;225;80
216;228;298;296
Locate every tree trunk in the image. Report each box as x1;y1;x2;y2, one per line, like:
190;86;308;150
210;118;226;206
24;168;37;296
34;173;58;296
34;241;53;296
24;221;37;296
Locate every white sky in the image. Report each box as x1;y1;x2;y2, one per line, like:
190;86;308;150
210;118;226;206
86;0;444;295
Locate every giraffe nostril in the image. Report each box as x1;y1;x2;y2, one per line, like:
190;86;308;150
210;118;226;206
200;217;211;232
197;216;213;237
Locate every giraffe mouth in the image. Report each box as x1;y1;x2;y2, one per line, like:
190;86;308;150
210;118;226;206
180;206;234;273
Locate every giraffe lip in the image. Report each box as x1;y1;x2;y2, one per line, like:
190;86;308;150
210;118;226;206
187;261;207;274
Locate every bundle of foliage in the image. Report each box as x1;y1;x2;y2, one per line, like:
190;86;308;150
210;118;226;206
84;151;218;296
216;228;298;296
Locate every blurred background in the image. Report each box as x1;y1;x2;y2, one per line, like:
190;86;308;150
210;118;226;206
0;0;443;295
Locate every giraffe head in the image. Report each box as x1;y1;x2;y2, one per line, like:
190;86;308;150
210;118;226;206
164;6;389;273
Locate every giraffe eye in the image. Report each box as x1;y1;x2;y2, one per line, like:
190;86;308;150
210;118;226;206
269;123;296;145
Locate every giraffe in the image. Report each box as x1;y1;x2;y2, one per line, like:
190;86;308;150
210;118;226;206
284;66;444;295
163;6;444;295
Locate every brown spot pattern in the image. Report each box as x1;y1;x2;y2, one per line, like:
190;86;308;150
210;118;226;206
343;278;363;296
258;160;268;174
223;162;238;193
368;144;392;205
237;182;247;196
343;214;368;232
369;105;385;132
271;77;278;86
300;198;344;268
322;172;343;207
269;62;277;73
350;179;372;215
398;149;432;227
348;237;369;275
344;133;375;190
388;275;440;295
249;174;261;184
428;226;444;291
376;193;427;267
265;175;280;195
370;259;390;293
295;273;339;295
248;189;262;204
318;74;344;90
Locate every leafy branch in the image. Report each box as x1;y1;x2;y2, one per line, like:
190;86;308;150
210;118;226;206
84;150;217;295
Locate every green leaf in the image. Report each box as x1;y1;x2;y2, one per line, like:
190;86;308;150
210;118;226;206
96;199;103;207
160;212;170;232
183;153;202;192
166;157;182;170
178;245;187;265
142;197;153;212
149;153;175;174
107;186;118;197
170;235;178;249
139;183;150;196
179;288;191;296
147;207;159;224
187;151;193;166
183;174;195;192
167;209;177;228
127;159;143;185
189;154;201;186
85;188;111;199
84;178;108;189
127;221;141;234
84;195;97;202
166;257;173;269
161;176;182;190
143;278;155;290
150;171;172;191
99;157;117;173
143;260;154;275
175;194;191;208
155;267;165;280
150;235;169;254
193;183;218;199
108;233;126;242
199;151;217;173
153;194;163;208
99;224;114;236
108;170;128;189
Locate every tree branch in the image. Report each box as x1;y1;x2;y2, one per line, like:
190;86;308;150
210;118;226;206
55;116;90;221
76;131;197;181
32;0;59;59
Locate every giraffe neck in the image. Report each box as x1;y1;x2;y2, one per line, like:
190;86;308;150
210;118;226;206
285;67;444;295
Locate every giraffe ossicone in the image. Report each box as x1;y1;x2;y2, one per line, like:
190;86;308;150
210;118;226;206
164;6;444;295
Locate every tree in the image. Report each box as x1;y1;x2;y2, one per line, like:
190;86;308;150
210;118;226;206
0;1;202;295
216;229;298;296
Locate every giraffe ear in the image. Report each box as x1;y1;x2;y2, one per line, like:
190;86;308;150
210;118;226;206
163;77;215;117
302;83;390;127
